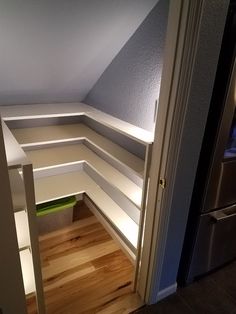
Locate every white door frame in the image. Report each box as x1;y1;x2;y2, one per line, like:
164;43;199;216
138;0;229;304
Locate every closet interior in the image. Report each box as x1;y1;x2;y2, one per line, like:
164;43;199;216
0;0;169;312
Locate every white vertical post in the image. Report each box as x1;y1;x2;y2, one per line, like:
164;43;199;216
133;143;152;290
22;163;46;314
0;119;27;314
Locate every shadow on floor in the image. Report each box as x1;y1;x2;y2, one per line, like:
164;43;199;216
134;260;236;314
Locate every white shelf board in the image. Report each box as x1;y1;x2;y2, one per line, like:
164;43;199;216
26;143;142;208
8;169;26;211
2;120;28;168
34;170;138;250
86;188;138;250
14;211;30;250
0;102;93;120
12;123;144;177
0;102;154;145
20;249;36;295
85;108;154;145
34;169;87;204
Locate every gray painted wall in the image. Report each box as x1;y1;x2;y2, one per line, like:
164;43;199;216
159;0;229;291
0;0;158;105
85;0;169;132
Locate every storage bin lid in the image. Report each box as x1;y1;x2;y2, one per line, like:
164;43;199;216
36;196;77;216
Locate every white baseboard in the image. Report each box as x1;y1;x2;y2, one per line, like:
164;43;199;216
157;282;177;301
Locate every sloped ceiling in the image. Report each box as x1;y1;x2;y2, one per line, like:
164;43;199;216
0;0;159;105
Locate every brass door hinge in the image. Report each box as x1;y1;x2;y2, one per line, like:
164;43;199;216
159;178;166;189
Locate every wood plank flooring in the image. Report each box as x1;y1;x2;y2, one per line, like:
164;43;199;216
27;202;143;314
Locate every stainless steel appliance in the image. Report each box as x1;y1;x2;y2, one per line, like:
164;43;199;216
179;0;236;284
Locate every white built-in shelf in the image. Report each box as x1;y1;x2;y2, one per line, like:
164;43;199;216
0;102;154;145
20;249;36;295
25;143;142;208
86;187;138;251
8;169;26;211
85;109;153;145
15;211;30;250
0;102;92;120
2;120;29;169
12;123;144;177
1;102;150;261
34;170;138;251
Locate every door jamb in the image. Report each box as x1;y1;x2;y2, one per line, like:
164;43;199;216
137;0;207;303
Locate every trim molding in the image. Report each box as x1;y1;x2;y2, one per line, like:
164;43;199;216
138;0;206;304
157;283;177;301
148;0;205;302
140;0;229;305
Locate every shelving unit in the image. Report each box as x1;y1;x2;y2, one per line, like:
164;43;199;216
12;123;145;178
1;102;153;300
25;143;142;208
0;102;154;144
3;119;46;314
34;169;138;252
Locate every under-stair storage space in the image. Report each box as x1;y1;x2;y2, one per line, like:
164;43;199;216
2;103;153;263
0;0;171;311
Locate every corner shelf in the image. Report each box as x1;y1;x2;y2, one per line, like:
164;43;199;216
0;102;154;145
34;169;138;252
25;143;142;208
85;109;153;145
12;123;144;178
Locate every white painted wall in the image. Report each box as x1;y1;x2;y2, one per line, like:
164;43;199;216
0;0;158;105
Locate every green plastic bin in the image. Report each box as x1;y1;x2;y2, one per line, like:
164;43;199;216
36;196;77;235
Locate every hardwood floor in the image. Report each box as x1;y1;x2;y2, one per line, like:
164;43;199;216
27;202;143;314
135;260;236;314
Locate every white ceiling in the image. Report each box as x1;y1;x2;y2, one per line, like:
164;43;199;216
0;0;159;105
